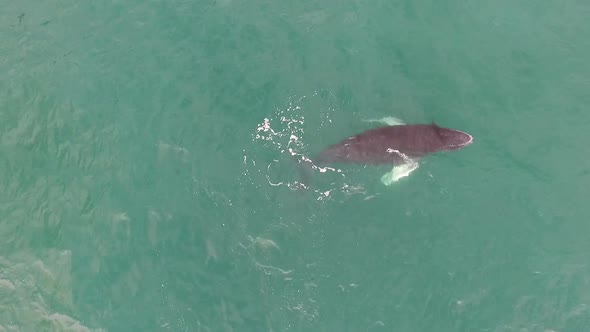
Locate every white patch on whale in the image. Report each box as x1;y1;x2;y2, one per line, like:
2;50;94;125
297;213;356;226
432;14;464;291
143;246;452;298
381;162;419;185
381;147;420;185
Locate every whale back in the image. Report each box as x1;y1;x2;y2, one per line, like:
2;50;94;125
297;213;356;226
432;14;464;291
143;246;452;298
315;123;472;165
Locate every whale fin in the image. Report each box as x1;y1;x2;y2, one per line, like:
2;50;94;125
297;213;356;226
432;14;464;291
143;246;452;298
381;161;419;186
364;116;405;126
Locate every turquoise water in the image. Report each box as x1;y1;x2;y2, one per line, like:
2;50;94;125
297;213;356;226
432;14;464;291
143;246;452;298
2;1;590;331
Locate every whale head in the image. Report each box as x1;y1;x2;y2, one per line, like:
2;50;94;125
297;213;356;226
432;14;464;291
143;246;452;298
433;124;473;151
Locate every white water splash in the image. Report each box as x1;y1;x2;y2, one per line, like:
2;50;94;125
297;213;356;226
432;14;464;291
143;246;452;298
243;91;367;200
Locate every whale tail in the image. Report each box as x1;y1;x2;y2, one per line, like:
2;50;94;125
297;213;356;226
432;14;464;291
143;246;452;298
292;155;316;189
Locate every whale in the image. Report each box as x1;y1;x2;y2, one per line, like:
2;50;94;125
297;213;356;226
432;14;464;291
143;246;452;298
296;119;473;186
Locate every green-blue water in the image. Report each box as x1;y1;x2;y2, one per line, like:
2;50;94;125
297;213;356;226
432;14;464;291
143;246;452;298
2;1;590;331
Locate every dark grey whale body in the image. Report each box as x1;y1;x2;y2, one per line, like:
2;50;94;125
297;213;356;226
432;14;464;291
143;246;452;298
295;122;473;186
314;122;473;167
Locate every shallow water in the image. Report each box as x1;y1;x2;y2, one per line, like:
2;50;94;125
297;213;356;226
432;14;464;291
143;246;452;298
1;1;590;331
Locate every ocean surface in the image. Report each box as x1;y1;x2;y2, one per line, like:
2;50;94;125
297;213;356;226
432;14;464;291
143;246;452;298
1;1;590;331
